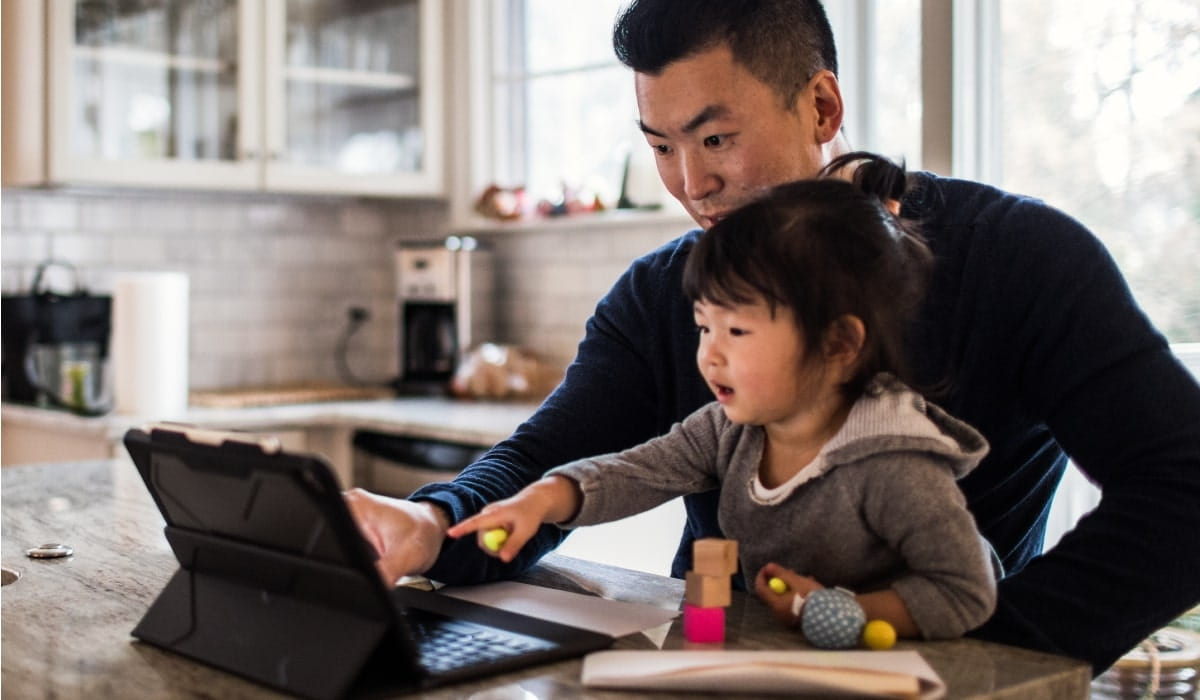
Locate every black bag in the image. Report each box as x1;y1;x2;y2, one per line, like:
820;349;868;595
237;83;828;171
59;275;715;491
2;261;112;414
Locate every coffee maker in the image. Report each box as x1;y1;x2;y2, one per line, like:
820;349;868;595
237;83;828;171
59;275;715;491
394;237;492;393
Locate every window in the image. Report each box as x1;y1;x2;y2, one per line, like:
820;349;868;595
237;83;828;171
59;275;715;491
463;0;1198;344
825;0;922;168
991;0;1200;342
474;0;662;215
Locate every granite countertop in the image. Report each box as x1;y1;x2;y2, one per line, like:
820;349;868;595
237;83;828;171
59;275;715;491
1;459;1093;699
1;395;541;447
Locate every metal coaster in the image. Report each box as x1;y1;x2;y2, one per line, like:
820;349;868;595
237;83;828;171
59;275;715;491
25;543;74;559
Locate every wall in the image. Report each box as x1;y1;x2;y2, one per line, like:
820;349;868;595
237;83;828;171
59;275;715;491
1;187;692;393
474;215;692;372
1;188;446;391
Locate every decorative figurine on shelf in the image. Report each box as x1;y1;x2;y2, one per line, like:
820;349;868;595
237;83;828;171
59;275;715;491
536;182;597;218
473;184;525;221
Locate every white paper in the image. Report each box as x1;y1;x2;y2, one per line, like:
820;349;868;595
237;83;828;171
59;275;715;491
439;580;679;638
113;272;189;417
582;649;946;699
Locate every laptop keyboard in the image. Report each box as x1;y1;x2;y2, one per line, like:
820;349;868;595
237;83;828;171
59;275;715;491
411;616;557;674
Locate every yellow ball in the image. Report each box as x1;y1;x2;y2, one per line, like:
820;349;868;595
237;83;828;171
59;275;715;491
862;620;897;650
483;528;508;552
768;577;789;594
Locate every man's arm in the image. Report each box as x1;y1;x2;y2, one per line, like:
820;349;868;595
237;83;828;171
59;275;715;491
406;240;701;584
964;197;1200;672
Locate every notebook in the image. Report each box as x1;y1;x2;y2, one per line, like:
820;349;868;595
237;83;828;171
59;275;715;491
124;423;613;700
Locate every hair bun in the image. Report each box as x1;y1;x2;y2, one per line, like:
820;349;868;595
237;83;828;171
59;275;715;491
820;151;908;204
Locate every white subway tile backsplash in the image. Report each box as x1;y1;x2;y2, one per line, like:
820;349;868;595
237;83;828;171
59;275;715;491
243;201;293;230
1;197;18;227
217;232;274;261
1;231;49;267
4;185;691;392
133;199;196;234
112;235;170;265
78;196;135;232
191;202;243;233
3;188;407;390
21;194;78;230
48;232;112;265
339;204;389;237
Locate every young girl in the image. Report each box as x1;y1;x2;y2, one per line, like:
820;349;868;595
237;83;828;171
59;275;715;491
448;153;997;643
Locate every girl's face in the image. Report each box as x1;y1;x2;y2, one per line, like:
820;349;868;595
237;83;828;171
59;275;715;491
694;297;835;428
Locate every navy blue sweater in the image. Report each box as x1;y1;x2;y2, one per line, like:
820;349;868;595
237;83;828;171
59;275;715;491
413;173;1200;672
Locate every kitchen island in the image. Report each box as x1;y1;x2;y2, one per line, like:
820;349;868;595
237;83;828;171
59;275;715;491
2;459;1091;698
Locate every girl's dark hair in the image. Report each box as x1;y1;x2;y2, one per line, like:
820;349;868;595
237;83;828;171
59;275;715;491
613;0;837;108
682;153;932;398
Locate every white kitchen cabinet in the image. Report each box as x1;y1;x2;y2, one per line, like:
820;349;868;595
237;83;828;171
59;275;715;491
1;0;443;197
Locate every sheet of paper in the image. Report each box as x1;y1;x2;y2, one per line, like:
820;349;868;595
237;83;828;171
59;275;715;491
439;580;679;638
581;649;946;699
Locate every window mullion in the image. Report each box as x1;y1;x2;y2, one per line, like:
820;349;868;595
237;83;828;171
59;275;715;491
949;0;1001;183
921;0;953;175
825;0;873;151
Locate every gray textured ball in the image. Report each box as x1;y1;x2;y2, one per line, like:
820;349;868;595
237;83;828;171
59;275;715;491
801;588;866;649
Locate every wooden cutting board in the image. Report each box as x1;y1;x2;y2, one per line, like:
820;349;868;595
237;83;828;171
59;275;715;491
188;383;394;408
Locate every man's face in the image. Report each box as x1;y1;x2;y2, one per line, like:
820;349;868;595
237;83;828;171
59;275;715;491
635;44;835;230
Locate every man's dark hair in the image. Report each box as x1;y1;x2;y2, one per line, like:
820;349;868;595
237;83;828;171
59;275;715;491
613;0;838;107
682;154;932;398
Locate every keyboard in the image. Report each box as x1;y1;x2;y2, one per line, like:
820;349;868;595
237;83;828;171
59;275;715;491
410;614;557;674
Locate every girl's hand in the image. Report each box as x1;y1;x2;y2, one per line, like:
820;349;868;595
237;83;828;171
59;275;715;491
446;476;580;563
753;563;824;627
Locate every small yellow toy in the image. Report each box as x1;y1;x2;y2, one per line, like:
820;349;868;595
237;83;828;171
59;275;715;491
768;577;789;595
483;528;508;552
862;619;897;650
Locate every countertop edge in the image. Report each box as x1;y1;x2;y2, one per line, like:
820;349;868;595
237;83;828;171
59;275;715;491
1;398;541;447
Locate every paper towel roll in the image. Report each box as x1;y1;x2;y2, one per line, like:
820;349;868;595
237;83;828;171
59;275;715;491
112;272;189;417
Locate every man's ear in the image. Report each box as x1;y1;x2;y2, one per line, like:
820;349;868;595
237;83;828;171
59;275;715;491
803;70;845;144
824;314;865;376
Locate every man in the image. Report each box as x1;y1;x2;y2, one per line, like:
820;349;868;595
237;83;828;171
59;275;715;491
347;0;1200;673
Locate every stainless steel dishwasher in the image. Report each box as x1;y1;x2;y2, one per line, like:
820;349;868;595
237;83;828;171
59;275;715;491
351;430;489;496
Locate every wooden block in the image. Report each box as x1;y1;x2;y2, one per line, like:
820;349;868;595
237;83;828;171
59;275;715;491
693;538;738;576
685;571;731;607
683;603;725;643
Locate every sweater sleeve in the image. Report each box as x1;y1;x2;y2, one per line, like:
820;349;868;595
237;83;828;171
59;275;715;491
411;241;696;584
548;403;726;526
959;194;1200;671
859;458;998;639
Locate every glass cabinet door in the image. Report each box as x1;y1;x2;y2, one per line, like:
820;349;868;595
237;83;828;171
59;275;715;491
50;0;258;187
264;0;443;195
71;0;237;161
36;1;440;195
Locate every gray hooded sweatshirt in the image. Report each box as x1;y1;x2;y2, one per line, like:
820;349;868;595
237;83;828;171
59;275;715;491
550;375;997;640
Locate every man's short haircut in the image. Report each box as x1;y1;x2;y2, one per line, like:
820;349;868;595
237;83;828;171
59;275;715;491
612;0;838;107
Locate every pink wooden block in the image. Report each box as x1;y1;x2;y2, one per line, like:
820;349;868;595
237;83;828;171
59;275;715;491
683;603;726;643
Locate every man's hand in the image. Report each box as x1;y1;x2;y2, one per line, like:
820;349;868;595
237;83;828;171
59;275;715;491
343;488;449;587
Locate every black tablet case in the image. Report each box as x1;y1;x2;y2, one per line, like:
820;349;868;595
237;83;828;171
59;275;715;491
126;426;425;699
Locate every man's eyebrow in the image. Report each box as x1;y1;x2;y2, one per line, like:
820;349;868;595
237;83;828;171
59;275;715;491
638;105;731;138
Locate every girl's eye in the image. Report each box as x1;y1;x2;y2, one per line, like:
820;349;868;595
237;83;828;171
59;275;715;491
729;327;748;336
695;325;710;335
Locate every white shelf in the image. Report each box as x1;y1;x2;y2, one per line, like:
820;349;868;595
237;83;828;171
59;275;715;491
73;45;230;74
284;65;415;90
450;207;694;235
